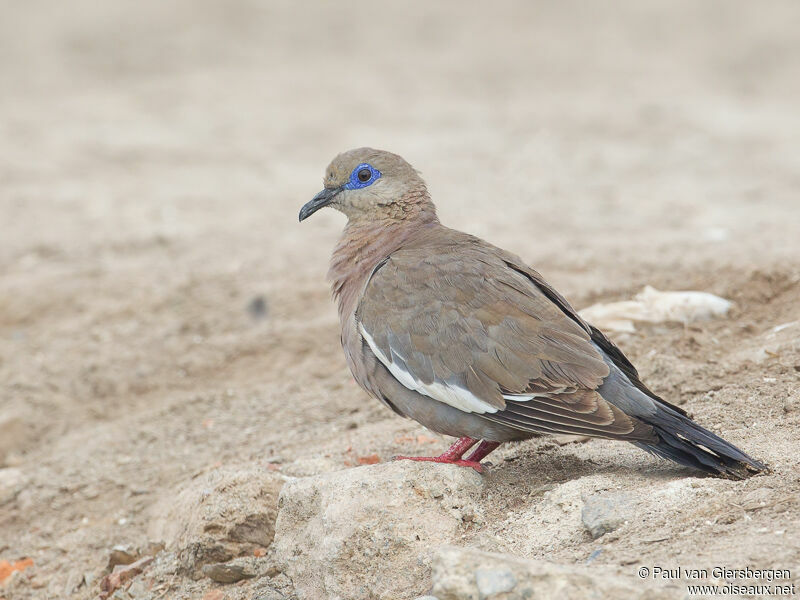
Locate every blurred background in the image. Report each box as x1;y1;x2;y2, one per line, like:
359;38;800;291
1;1;799;598
3;1;799;270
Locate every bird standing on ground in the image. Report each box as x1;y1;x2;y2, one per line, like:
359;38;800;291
299;148;765;478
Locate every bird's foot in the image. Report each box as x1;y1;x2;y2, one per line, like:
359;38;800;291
465;440;500;463
393;455;484;473
392;437;491;472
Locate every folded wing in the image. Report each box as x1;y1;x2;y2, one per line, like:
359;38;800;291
356;237;656;441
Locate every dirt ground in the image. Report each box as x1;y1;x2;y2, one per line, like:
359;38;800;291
1;1;799;599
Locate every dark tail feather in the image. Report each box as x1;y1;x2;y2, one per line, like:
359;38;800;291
635;408;767;479
589;333;766;479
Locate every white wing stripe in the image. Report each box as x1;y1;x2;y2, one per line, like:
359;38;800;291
503;393;535;401
359;324;498;415
502;391;568;402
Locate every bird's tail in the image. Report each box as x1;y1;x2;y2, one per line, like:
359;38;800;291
590;335;766;479
633;407;767;479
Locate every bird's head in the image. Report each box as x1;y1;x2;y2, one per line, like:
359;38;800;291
299;148;436;224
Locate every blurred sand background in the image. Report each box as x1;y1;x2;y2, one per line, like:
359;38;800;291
1;1;799;598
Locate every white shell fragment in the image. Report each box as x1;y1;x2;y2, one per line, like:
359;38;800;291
578;286;733;333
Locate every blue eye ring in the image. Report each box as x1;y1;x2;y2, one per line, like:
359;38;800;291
344;163;381;190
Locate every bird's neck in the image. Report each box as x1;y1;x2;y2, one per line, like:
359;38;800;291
328;214;438;322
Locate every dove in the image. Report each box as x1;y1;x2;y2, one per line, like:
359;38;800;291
299;148;765;478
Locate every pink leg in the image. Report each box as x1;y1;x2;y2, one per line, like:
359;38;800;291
465;440;501;463
394;436;486;472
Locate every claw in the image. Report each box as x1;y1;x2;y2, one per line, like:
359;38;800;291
393;454;484;473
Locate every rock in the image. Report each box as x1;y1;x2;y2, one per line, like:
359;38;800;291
581;492;632;539
141;541;165;556
99;556;154;600
585;548;604;565
202;560;256;584
273;461;484;600
0;413;30;465
147;465;284;577
0;467;25;505
123;576;152;599
578;286;733;333
107;545;139;570
431;546;676;600
247;295;269;320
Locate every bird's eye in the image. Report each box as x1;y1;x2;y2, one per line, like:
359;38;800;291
344;163;381;189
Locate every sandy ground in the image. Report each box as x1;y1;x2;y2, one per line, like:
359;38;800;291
1;1;799;598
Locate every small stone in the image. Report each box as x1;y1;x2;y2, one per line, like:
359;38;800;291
125;577;150;598
99;556;153;599
107;545;138;570
529;483;556;496
581;492;632;539
247;296;269;320
0;467;25;504
585;548;604;565
264;565;281;577
202;561;256;584
141;541;165;556
0;414;29;465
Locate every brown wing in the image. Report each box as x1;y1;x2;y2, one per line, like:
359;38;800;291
357;234;654;440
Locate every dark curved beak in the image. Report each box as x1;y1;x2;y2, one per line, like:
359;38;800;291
299;187;342;222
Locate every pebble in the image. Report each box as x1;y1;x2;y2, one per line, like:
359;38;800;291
107;545;138;570
0;467;24;504
586;548;604;565
0;415;28;464
247;296;269;320
202;562;256;584
581;492;632;539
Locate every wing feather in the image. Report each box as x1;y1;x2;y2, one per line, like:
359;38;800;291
357;234;652;439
